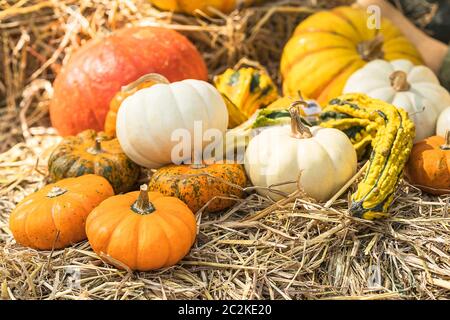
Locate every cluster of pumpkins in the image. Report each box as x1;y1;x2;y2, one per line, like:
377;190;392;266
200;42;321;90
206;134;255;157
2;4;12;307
8;5;450;271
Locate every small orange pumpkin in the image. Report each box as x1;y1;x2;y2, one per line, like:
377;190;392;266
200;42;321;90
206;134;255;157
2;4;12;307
104;74;169;136
405;131;450;195
9;175;114;250
148;163;248;213
86;185;197;271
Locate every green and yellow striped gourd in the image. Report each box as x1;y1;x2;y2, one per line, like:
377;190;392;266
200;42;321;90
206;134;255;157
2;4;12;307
214;67;279;128
320;93;415;220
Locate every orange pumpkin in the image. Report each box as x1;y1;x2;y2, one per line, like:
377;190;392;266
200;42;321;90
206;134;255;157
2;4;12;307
9;175;114;250
50;26;208;136
149;163;248;212
86;185;197;271
104;74;169;137
405;131;450;195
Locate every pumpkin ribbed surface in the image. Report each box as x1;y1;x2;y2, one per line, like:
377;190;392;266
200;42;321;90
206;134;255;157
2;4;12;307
104;74;165;137
86;189;196;271
10;175;114;250
281;6;423;105
343;59;450;142
115;79;229;169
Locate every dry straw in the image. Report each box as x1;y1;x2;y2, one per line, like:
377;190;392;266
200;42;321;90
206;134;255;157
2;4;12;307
1;0;450;300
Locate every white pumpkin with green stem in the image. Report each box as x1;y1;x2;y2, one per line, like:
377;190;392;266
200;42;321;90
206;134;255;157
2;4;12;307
116;74;229;168
344;59;450;142
244;101;357;201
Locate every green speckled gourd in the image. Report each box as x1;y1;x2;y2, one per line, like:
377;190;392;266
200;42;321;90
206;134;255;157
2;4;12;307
148;163;248;213
320;93;415;220
214;67;279;128
48;130;140;193
320;103;380;160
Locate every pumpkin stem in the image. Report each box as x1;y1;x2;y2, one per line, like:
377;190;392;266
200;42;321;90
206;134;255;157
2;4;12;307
121;73;170;93
357;34;385;61
86;137;103;155
132;185;155;215
289;100;313;139
441;130;450;150
47;186;67;198
390;71;411;92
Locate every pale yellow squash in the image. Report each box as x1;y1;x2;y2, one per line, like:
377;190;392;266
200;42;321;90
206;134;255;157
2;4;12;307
281;6;423;106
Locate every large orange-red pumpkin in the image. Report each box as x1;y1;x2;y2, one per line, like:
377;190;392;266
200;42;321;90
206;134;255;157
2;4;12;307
50;26;208;136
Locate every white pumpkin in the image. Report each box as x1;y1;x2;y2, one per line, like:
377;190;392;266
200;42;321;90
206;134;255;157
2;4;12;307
344;59;450;142
437;107;450;137
244;104;357;202
116;77;229;168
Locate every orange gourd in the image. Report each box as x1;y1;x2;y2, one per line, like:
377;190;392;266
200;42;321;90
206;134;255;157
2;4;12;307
405;131;450;195
48;129;140;193
86;185;197;271
149;163;248;213
9;175;114;250
104;74;169;137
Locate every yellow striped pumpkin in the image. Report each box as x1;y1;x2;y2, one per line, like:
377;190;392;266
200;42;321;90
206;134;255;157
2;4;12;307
281;6;423;106
150;0;255;14
214;67;279;128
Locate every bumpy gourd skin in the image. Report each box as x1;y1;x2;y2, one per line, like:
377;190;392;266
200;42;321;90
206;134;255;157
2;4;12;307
48;129;140;194
86;189;197;271
319;112;377;159
214;67;279;128
320;93;415;220
148;163;248;213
